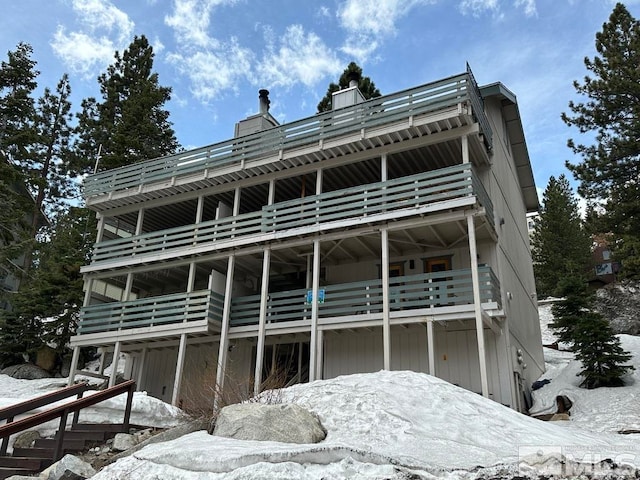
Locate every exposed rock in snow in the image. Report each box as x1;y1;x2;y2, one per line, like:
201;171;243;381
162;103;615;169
214;403;326;444
40;454;96;480
595;280;640;335
1;363;52;379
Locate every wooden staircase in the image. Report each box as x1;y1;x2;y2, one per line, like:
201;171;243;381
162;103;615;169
0;380;135;479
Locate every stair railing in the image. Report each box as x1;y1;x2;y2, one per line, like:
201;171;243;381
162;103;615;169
0;380;135;461
0;382;89;455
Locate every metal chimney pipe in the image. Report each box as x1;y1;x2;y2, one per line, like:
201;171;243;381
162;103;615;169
259;89;270;114
347;71;360;88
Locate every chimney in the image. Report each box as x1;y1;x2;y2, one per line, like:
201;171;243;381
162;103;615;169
259;89;270;114
331;72;365;110
234;88;279;138
347;70;360;89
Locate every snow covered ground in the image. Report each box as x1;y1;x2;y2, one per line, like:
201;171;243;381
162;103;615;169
2;301;640;478
0;375;188;452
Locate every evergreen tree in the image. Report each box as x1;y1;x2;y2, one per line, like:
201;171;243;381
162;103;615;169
0;43;39;287
72;35;179;173
531;175;591;298
317;62;381;113
31;74;76;223
0;207;95;366
552;279;633;389
562;3;640;278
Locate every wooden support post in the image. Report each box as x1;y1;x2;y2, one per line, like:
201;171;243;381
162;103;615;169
427;320;436;376
95;214;105;243
316;330;324;380
253;249;270;396
462;135;469;164
172;333;187;406
67;346;81;387
381;228;391;370
136;347;147;389
309;240;321;381
98;348;107;375
214;255;235;410
109;341;121;388
468;214;489;397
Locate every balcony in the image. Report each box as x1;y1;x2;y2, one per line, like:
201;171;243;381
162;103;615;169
84;164;494;272
75;290;223;340
73;267;501;344
83;68;492;210
231;267;501;329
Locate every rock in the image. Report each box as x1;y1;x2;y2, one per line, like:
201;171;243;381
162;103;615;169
595;280;640;335
550;413;570;421
12;430;40;448
0;363;51;379
36;346;57;372
112;433;138;451
40;454;96;480
555;394;573;414
213;403;326;444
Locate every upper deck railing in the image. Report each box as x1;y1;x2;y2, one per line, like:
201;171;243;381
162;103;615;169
88;164;493;267
83;71;493;199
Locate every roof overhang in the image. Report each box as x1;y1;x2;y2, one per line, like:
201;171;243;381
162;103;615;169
479;83;539;213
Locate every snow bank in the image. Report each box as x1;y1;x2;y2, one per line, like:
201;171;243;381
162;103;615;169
93;370;640;479
530;335;640;434
0;374;188;452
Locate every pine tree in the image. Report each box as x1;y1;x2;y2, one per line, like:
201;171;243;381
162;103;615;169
573;311;633;389
0;208;95;366
317;62;381;113
531;175;591;298
562;3;640;278
0;43;39;288
72;35;179;174
551;278;633;389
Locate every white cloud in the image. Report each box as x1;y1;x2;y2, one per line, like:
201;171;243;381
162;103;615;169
515;0;537;16
166;40;253;102
256;25;342;89
337;0;436;62
164;0;252;102
316;6;331;19
459;0;537;18
50;0;134;75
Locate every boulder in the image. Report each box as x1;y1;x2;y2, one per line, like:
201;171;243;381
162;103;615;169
555;395;573;414
12;430;40;449
36;346;57;372
0;363;51;380
112;433;138;451
213;403;326;444
40;454;96;480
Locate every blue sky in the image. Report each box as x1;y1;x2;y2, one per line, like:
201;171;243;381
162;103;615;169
2;0;639;199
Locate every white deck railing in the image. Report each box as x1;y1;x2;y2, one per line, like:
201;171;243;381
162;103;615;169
90;164;493;266
83;71;492;199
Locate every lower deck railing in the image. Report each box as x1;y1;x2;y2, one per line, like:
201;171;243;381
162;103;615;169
78;289;224;334
77;267;500;336
230;266;500;326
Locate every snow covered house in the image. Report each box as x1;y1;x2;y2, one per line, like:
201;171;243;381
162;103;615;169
69;66;543;412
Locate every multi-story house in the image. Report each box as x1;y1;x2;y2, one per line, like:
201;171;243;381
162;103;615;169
68;66;543;413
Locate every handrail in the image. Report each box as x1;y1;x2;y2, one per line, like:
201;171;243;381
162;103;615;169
83;70;492;199
0;380;135;461
0;383;88;423
0;382;89;455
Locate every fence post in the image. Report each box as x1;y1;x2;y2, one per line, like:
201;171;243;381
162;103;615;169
54;410;69;461
123;382;134;431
